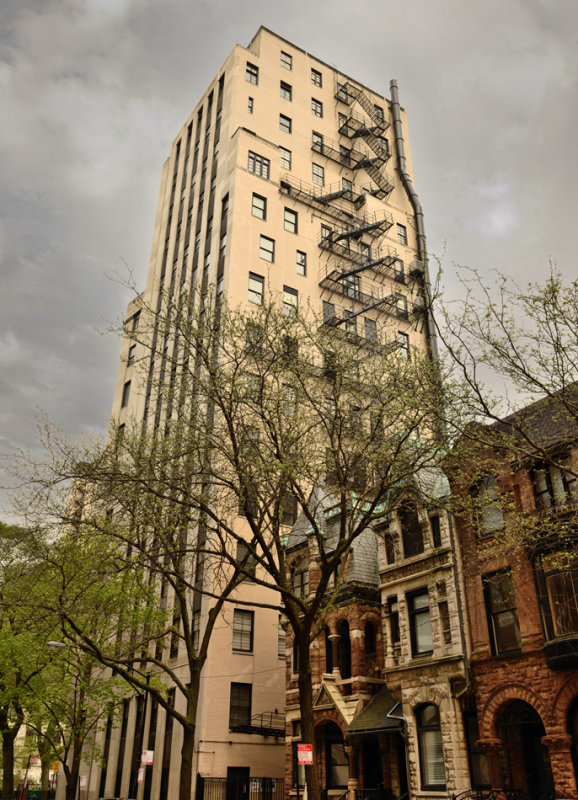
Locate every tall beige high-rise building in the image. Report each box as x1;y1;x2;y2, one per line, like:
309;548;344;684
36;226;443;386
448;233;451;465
98;26;433;800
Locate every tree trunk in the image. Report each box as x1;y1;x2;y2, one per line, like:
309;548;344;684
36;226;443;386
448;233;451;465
63;745;82;800
1;729;16;800
39;756;51;800
178;677;200;800
297;636;322;800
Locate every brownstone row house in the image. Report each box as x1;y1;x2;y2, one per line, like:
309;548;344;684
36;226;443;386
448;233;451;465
284;392;578;800
448;394;578;800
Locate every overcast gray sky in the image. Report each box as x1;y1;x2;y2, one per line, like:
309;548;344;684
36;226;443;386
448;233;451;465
1;0;577;512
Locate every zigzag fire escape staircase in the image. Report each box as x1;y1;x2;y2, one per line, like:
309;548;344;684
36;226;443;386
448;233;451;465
279;80;426;337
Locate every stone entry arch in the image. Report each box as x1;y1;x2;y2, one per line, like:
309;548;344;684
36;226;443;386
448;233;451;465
496;700;554;799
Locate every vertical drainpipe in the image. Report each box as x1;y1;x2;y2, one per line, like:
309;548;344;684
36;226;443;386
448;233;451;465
389;80;439;362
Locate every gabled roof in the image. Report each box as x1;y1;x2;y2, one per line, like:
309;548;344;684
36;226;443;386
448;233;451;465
347;686;403;734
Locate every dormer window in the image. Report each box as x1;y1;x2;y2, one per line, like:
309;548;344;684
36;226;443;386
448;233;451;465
531;458;577;512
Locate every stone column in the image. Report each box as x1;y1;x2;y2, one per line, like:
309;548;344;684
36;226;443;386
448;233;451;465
329;634;340;678
383;606;395;669
542;732;577;800
477;738;504;790
345;742;359;800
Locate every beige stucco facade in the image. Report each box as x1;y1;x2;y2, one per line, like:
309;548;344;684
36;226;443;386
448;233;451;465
84;26;432;800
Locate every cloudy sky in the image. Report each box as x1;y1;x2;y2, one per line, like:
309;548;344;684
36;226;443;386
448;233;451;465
1;0;577;512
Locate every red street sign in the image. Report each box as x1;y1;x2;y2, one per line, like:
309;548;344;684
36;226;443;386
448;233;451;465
297;744;313;765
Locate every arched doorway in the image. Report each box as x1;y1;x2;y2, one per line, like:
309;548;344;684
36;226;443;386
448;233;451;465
497;700;554;799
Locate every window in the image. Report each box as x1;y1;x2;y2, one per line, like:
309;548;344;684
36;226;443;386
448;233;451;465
311;98;323;117
483;570;521;654
344;311;357;336
311;68;322;87
416;704;446;789
279;146;292;170
397;223;408;245
312;131;324;153
395;293;408;318
248;272;264;305
121;380;131;408
400;504;424;557
259;235;275;262
438;600;452;645
127;344;136;365
536;550;578;638
278;616;286;658
360;242;371;262
232;609;254;652
312;163;325;186
279;114;292;133
280;51;292;70
291;558;309;597
248;151;270;178
474;475;504;534
283;286;298;315
373;104;385;122
229;683;252;728
284;208;298;233
430;515;442;548
251;193;266;220
408;590;433;655
322;301;335;323
321;224;332;245
342;272;360;300
235;541;256;580
338;112;348;132
364;318;377;342
129;311;140;332
280;81;292;100
339;145;350;165
248;96;254;113
296;251;307;276
342;177;353;199
531;458;577;511
394;259;405;281
245;62;259;85
281;493;298;525
389;597;400;644
397;331;410;358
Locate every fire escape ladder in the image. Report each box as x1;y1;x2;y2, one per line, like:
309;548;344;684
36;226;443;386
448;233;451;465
359;161;394;196
336;82;389;134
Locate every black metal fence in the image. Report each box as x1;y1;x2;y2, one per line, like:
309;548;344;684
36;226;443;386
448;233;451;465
199;776;285;800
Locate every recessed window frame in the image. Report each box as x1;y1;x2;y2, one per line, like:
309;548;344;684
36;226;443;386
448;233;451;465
245;62;259;85
279;146;292;170
311;68;322;87
279;114;292;133
483;569;521;655
248;272;264;305
397;223;408;245
296;250;307;276
259;235;275;262
283;285;298;316
408;589;433;656
284;208;298;234
280;81;292;101
416;703;446;790
248;151;270;179
229;682;252;728
311;98;323;118
312;162;325;186
280;51;293;70
251;193;267;220
232;609;254;653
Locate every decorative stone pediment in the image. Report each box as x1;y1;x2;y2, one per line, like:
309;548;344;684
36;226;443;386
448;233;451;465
313;677;360;725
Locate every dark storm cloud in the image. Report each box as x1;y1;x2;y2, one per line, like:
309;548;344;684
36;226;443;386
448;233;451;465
1;0;577;512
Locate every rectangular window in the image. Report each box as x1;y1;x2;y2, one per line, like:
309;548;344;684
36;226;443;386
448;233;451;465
283;286;298;315
127;344;136;365
360;241;371;262
338;112;348;132
321;224;332;245
344;311;357;336
438;601;452;645
397;223;408;245
235;540;255;579
296;250;307;276
322;301;335;323
483;571;521;654
312;131;324;154
364;318;377;342
278;616;286;658
259;235;275;262
397;331;410;358
246;62;258;85
531;459;577;511
311;68;322;87
284;208;298;233
389;597;400;642
430;515;442;548
279;146;292;170
339;145;351;165
248;151;270;179
248;97;254;113
229;683;252;728
279;114;292;133
312;163;325;186
373;104;385;122
395;293;408;319
280;51;292;70
311;98;323;117
280;81;292;100
121;380;131;408
251;193;266;220
408;590;433;656
248;272;264;305
342;177;353;200
394;259;405;282
342;273;360;300
232;609;254;652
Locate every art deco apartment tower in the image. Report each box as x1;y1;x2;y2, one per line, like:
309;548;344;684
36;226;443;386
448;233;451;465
103;26;433;800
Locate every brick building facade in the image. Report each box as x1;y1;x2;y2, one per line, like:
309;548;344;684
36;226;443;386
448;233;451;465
449;395;578;800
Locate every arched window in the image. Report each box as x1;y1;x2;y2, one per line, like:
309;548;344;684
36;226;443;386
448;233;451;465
400;504;424;557
291;558;309;597
475;475;504;535
324;626;333;672
416;704;446;789
337;620;351;679
364;621;377;674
